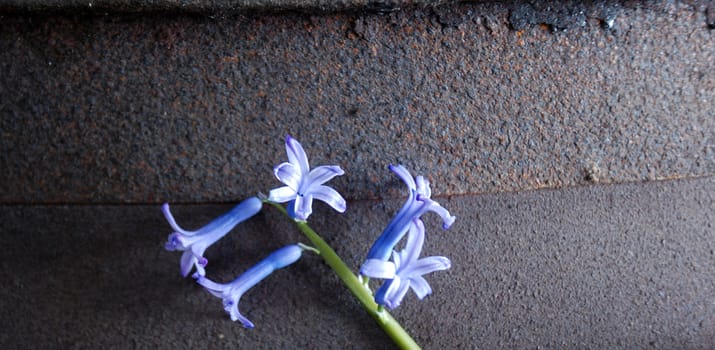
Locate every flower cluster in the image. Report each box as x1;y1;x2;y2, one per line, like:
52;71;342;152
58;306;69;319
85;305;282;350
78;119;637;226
161;135;455;333
360;164;455;309
162;135;346;327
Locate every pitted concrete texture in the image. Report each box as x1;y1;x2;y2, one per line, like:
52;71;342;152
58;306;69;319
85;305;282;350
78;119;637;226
1;1;714;204
0;0;430;13
1;177;713;349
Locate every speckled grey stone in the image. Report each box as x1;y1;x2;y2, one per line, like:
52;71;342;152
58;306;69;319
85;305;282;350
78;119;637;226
1;1;713;204
0;0;431;13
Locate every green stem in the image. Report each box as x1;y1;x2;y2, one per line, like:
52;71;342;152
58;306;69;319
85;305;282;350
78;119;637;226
264;200;421;350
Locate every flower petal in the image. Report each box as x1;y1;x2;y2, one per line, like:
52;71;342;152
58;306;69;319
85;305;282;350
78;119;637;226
164;233;183;251
419;199;456;229
194;260;206;277
389;164;416;190
195;275;228;297
180;250;196;277
266;245;304;269
286;135;310;175
268;186;297;203
274;162;301;191
306;165;344;187
374;276;400;306
175;197;263;249
384;277;411;310
235;310;255;328
286;200;296;219
409;276;433;299
310;185;347;213
226;298;255;328
415;175;431;198
162;203;193;235
402;256;451;278
293;194;314;221
401;219;425;265
360;259;396;279
392;249;403;269
365;215;412;261
190;245;209;268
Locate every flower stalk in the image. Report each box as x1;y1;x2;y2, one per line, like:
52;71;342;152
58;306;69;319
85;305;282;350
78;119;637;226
263;199;421;350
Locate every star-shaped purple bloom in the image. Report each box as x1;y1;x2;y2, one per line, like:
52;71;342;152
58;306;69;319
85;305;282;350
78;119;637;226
194;244;305;328
361;164;455;265
163;196;263;277
361;219;451;309
268;135;346;221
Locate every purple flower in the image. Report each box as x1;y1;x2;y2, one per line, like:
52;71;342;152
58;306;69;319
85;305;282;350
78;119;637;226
268;135;346;221
194;244;305;328
361;164;455;265
163;197;263;277
361;219;451;309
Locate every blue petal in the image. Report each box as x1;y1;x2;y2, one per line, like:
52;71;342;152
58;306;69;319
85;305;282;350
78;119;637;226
401;219;425;266
235;309;255;328
360;259;396;279
195;275;228;297
402;256;451;278
224;297;254;328
286;200;296;219
285;135;310;175
306;165;344;187
274;162;301;191
292;193;313;221
164;233;183;251
310;185;346;213
387;278;411;309
409;276;433;299
266;245;304;269
180;250;195;277
415;175;431;198
376;275;410;309
419;199;456;229
177;197;263;249
231;245;304;299
374;277;398;306
389;164;416;190
187;197;263;241
365;213;412;261
268;186;297;203
162;203;193;235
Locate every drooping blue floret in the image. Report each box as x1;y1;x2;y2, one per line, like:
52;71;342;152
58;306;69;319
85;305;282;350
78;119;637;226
163;196;263;277
194;244;305;328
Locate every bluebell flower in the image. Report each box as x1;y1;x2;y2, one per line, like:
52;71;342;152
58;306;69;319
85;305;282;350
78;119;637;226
163;196;263;277
268;135;346;221
361;164;455;265
194;244;305;328
361;219;451;309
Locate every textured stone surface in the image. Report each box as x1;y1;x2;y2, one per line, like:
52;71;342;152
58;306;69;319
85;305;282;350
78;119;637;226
0;0;425;13
1;1;714;204
1;176;713;349
2;1;713;349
